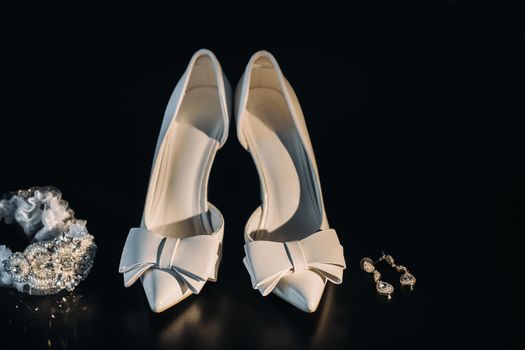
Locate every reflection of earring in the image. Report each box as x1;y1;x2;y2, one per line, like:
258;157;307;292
360;257;394;299
379;253;416;290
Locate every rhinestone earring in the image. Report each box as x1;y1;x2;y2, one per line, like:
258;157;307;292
379;253;417;290
360;257;394;299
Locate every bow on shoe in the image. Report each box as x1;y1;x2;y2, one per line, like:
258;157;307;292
119;227;220;294
243;229;346;296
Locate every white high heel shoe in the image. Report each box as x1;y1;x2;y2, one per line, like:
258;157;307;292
119;49;230;312
235;51;346;312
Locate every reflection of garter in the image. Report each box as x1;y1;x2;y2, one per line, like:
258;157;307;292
0;187;96;295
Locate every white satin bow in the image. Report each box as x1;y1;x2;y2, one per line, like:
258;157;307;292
243;229;346;296
119;227;220;294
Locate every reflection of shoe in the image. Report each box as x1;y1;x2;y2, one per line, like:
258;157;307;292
119;49;230;313
235;51;346;312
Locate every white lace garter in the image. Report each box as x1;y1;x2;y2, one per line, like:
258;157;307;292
0;187;96;295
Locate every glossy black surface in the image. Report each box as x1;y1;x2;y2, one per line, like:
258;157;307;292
1;1;522;349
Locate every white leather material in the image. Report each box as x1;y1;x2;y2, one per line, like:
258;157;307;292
273;270;325;313
235;51;330;238
119;209;222;293
140;269;190;313
154;49;230;157
243;229;345;296
119;49;230;312
235;51;346;312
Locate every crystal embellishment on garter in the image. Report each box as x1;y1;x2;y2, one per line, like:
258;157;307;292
0;187;96;295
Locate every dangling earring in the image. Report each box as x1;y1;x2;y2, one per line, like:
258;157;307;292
379;253;417;290
360;257;394;299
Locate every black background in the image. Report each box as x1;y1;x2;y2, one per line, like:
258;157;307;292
0;1;523;349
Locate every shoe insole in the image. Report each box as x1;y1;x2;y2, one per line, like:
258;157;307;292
144;86;222;238
244;87;322;242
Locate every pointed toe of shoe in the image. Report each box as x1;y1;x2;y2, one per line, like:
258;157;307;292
141;269;190;313
273;270;326;313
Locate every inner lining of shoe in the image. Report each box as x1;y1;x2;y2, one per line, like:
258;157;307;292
243;59;322;242
143;55;223;238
